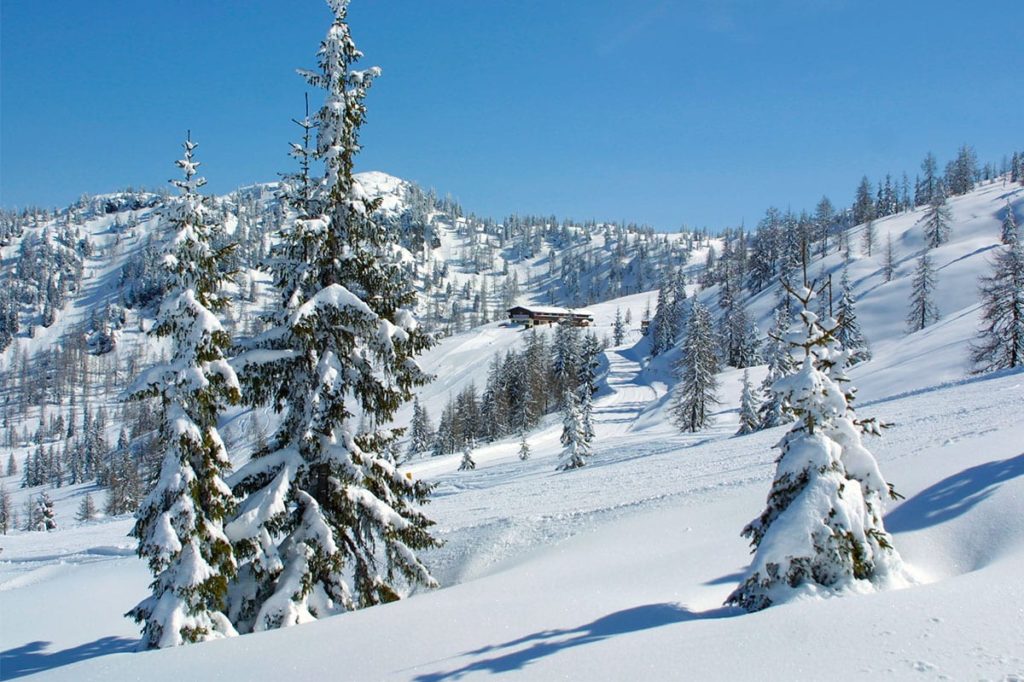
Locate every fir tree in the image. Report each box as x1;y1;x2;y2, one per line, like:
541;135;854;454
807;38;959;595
458;443;476;471
407;397;434;458
670;298;720;432
0;485;11;534
35;491;57;531
1001;201;1019;245
518;432;530;461
726;285;903;612
758;304;795;430
612;307;625;346
735;370;760;436
229;0;438;633
970;236;1024;373
834;268;872;364
919;192;953;248
907;252;940;332
557;389;591;471
6;453;17;477
862;219;876;257
882;233;896;283
76;492;98;522
125;134;240;649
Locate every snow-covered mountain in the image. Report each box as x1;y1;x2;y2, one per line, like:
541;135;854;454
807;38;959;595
1;175;1022;680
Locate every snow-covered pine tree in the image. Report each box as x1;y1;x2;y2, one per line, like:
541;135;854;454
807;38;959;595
970;234;1024;373
919;191;953;248
0;485;11;534
834;268;871;364
735;369;760;436
458;443;476;471
228;0;438;633
612;307;625;346
76;492;98;522
906;252;940;332
35;491;57;531
670;298;720;432
518;432;530;461
125;134;240;649
1002;201;1019;245
726;284;903;612
758;304;795;430
406;397;434;458
6;453;17;476
557;389;591;471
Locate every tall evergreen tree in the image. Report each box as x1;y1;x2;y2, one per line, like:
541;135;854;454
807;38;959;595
0;485;11;535
853;176;875;225
1001;201;1019;245
735;370;760;436
907;253;940;332
670;299;720;432
406;397;434;458
834;268;872;364
920;192;953;248
970;236;1024;373
126;134;240;649
6;453;17;477
612;307;625;346
726;285;903;612
229;0;438;633
557;389;591;471
758;304;795;430
882;233;896;283
76;492;98;522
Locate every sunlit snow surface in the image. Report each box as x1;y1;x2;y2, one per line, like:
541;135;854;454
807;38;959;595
1;179;1022;680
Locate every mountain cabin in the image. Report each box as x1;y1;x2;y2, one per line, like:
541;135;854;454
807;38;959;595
506;306;595;328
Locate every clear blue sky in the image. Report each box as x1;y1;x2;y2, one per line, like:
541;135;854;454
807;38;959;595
2;1;1021;230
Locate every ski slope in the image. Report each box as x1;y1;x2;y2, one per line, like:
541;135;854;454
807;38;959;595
2;178;1023;680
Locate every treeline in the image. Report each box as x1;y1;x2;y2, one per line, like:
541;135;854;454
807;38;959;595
407;324;603;457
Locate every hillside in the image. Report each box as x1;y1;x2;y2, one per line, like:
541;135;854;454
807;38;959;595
1;175;1022;680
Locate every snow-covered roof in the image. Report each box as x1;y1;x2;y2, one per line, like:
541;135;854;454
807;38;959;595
507;305;595;317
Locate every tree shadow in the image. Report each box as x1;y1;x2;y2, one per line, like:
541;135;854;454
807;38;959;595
0;636;137;680
411;603;738;681
885;454;1024;533
704;570;746;586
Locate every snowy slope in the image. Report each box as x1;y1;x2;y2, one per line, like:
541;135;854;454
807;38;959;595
2;178;1023;680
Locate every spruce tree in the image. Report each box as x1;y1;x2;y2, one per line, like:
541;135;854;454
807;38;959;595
834;268;872;364
126;134;240;649
407;397;434;458
76;492;98;522
920;192;953;248
758;304;795;430
0;485;11;534
229;0;438;632
612;307;625;346
458;443;476;471
882;233;896;282
518;432;530;461
6;453;16;477
970;236;1024;373
862;219;876;257
1001;201;1019;245
907;252;940;332
670;298;720;432
557;389;591;471
726;285;903;612
35;491;57;531
735;369;760;436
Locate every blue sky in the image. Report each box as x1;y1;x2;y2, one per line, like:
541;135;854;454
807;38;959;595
1;1;1021;230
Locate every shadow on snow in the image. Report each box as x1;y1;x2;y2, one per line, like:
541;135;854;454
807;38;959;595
411;603;738;681
0;636;137;680
885;453;1024;533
